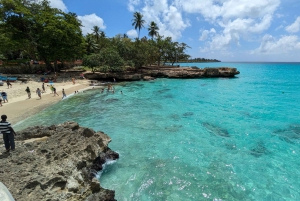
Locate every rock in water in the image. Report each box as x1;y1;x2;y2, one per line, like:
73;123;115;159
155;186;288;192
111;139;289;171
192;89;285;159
0;121;119;201
202;122;230;137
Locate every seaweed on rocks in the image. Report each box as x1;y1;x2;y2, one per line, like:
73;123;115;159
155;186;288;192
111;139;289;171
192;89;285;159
273;124;300;143
202;122;230;137
182;112;194;117
249;141;270;157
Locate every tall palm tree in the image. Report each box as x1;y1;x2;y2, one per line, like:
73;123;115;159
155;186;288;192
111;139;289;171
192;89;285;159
100;31;106;38
148;21;159;40
92;26;100;42
85;34;98;54
132;12;145;39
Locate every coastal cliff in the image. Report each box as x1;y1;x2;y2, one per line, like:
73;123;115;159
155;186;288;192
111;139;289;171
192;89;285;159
84;67;240;81
0;122;119;201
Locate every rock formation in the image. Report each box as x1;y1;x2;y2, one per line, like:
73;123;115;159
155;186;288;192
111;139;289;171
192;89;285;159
84;66;240;81
0;122;119;201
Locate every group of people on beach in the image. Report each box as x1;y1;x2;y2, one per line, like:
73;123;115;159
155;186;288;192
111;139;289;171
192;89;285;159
25;84;65;99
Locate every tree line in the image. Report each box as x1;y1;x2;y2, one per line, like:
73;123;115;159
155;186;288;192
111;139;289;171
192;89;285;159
0;0;218;73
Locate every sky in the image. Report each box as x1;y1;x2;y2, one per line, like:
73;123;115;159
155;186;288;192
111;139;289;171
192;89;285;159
46;0;300;62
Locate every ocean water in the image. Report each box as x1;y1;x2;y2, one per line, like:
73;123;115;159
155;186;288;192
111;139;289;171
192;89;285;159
15;62;300;201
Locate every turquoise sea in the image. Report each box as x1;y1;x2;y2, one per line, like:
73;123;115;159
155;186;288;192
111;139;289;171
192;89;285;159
15;62;300;201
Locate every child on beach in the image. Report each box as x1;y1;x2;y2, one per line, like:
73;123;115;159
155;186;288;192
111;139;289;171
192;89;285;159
42;83;46;93
1;91;8;103
53;86;59;96
36;88;42;99
62;89;67;99
49;85;54;93
25;86;31;99
6;80;12;88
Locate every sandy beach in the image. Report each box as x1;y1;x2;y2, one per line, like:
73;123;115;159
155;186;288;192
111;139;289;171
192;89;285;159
0;74;95;125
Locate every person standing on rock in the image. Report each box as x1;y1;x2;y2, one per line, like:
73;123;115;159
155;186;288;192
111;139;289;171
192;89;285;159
0;114;16;152
25;86;31;99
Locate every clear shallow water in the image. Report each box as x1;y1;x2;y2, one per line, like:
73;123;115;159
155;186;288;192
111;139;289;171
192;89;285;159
15;63;300;200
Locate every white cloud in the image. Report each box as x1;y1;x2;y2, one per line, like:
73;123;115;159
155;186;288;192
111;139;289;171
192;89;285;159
129;0;190;40
47;0;67;11
252;34;300;54
128;0;141;12
128;0;281;53
77;14;106;35
176;0;279;21
199;28;216;41
285;16;300;33
127;29;138;38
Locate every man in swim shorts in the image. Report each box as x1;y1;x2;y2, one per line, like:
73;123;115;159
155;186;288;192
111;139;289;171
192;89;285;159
25;86;31;99
1;91;8;103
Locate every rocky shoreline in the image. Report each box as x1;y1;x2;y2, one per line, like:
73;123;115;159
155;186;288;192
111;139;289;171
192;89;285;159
84;66;240;81
0;122;119;201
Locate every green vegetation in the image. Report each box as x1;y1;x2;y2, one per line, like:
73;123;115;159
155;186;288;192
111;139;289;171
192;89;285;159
186;58;221;63
0;0;220;73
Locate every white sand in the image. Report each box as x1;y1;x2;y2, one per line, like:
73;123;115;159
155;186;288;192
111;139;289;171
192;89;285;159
0;74;96;124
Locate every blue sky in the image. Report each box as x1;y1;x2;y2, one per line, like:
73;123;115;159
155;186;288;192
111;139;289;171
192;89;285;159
47;0;300;62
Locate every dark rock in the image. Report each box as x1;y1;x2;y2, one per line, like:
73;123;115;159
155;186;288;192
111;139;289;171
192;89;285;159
82;128;95;137
0;122;119;201
273;124;300;143
183;112;194;117
83;67;239;81
249;141;270;157
202;122;230;137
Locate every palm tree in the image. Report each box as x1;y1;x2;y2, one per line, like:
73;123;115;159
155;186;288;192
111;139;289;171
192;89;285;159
132;12;145;39
100;31;106;38
92;26;100;42
85;34;98;54
148;21;159;40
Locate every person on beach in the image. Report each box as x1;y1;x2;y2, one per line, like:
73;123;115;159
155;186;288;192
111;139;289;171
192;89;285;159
49;85;54;93
42;83;46;93
52;86;59;96
6;80;12;88
25;86;31;99
62;88;67;99
72;77;75;85
1;91;8;103
0;97;2;106
0;114;16;152
36;88;42;99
